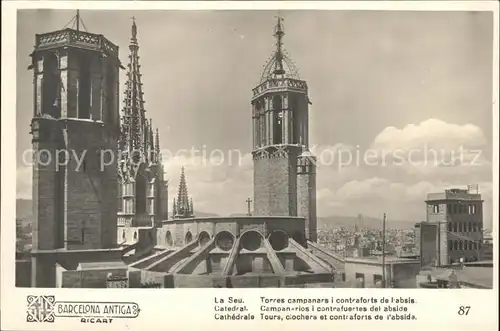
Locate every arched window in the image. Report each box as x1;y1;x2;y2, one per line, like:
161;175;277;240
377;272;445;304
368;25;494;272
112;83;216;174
272;95;283;144
117;181;123;213
78;54;91;119
198;231;211;246
165;231;173;247
42;52;60;118
135;170;147;214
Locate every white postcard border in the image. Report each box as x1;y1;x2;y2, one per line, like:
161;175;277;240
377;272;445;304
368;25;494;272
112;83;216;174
1;1;498;331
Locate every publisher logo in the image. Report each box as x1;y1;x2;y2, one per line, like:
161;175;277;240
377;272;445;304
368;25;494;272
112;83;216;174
26;295;140;324
27;295;56;323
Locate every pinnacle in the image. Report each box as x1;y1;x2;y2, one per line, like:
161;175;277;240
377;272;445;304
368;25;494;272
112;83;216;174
174;167;194;218
119;18;147;158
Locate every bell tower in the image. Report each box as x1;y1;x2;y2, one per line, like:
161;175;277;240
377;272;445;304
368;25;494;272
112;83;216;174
29;11;123;286
252;16;316;240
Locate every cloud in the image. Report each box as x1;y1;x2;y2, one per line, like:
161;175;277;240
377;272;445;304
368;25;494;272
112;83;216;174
313;119;493;227
164;150;253;215
371;118;488;151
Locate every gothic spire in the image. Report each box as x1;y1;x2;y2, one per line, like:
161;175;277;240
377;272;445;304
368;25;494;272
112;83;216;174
120;17;146;161
174;167;194;218
177;167;189;209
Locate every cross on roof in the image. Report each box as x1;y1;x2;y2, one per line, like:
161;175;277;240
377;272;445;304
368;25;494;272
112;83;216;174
246;197;252;216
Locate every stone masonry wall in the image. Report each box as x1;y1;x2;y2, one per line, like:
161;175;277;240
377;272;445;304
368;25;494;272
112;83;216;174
254;154;298;217
31;118;64;250
65;120;117;250
297;171;317;242
420;222;438;268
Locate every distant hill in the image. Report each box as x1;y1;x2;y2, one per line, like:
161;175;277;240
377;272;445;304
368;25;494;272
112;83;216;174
17;199;219;221
318;215;415;230
17;199;415;229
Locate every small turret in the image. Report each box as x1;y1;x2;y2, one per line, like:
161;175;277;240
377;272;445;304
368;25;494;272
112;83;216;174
297;150;317;242
174;167;195;219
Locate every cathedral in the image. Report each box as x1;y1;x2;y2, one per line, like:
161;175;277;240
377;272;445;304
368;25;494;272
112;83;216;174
23;12;345;288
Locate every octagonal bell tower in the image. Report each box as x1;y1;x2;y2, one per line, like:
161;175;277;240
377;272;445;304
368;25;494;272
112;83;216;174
251;17;317;241
29;12;123;286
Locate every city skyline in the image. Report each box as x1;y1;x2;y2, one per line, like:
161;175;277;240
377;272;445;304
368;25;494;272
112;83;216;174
16;10;495;226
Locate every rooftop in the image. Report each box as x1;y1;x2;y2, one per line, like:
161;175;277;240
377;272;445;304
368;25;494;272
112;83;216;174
161;215;305;224
345;256;420;265
426;188;482;201
458;267;494;288
77;261;128;270
422;265;493;289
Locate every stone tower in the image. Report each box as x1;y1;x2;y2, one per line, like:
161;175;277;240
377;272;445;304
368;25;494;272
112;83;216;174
29;13;122;286
251;17;317;241
117;19;168;228
173;167;195;219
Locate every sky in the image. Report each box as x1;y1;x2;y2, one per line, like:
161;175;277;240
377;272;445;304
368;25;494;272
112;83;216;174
16;9;495;228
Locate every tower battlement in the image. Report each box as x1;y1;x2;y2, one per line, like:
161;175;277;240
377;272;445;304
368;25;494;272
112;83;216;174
35;28;119;57
252;77;308;99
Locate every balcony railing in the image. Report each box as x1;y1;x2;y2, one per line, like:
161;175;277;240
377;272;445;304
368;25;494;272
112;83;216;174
35;28;118;57
252;77;307;97
118;214;154;227
118;215;133;227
